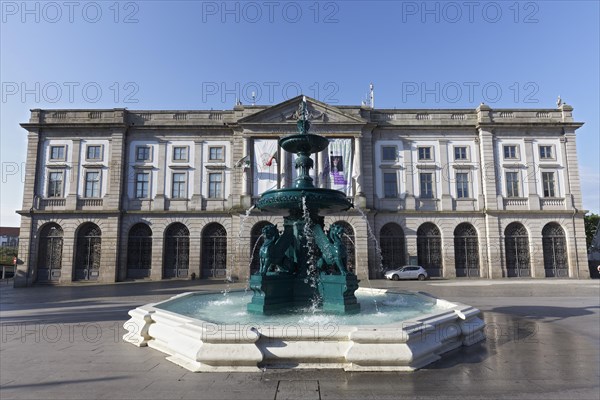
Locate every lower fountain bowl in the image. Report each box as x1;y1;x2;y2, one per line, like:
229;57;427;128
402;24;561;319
123;288;485;372
256;188;353;215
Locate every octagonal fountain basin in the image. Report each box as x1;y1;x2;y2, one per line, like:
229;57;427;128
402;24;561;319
123;288;485;372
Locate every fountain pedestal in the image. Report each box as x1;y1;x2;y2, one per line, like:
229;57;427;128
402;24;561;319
319;274;361;314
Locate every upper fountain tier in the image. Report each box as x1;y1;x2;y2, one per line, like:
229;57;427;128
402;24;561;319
255;96;353;215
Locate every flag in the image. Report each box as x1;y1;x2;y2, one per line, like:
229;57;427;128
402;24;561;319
265;151;277;167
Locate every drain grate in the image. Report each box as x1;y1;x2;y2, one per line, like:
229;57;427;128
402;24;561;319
274;380;321;400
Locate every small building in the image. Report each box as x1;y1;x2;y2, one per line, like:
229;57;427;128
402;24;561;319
0;227;19;248
13;97;590;286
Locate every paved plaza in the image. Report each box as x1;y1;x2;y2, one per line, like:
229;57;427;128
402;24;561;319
1;279;599;400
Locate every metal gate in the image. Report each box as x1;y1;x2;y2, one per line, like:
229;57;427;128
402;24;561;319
127;223;152;279
505;223;530;277
454;223;480;277
163;223;190;278
542;223;568;277
37;224;63;282
74;223;101;281
201;223;227;278
417;223;442;277
380;223;406;270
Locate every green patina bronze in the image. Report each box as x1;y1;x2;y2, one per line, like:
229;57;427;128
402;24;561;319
248;97;360;315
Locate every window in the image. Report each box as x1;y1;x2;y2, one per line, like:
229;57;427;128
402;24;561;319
86;145;102;161
539;145;553;160
135;172;149;198
209;146;224;161
420;173;434;198
383;172;398;198
503;145;518;159
542;172;556;197
172;173;186;198
173;146;188;161
456;173;469;198
47;172;63;197
208;173;222;198
418;147;432;161
454;146;468;160
382;146;397;162
84;171;100;198
50;146;65;160
136;146;151;162
506;172;520;197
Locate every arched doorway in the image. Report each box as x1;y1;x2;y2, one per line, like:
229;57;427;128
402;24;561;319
250;221;271;275
127;223;152;279
333;221;356;275
505;222;530;277
417;223;442;277
542;223;568;278
163;223;189;278
454;223;480;277
74;223;102;281
201;223;227;278
37;223;63;282
380;223;406;270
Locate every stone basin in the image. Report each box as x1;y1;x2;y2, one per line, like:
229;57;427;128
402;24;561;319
123;288;485;372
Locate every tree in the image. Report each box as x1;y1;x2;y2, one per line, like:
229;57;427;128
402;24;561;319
0;246;18;265
584;212;600;253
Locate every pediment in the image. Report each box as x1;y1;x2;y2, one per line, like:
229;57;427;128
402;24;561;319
238;96;365;125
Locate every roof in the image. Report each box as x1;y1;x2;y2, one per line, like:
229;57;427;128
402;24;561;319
0;227;20;237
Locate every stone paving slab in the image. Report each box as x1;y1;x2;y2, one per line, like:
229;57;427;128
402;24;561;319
1;279;598;400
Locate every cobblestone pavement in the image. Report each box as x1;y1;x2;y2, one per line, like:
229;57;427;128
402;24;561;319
1;279;599;400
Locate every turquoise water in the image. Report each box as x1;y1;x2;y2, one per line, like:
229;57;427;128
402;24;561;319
155;291;445;325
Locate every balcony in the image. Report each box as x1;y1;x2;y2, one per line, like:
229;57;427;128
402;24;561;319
540;198;565;210
503;197;528;210
39;198;66;210
77;198;103;209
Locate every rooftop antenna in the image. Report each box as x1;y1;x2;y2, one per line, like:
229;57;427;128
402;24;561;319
251;91;256;106
370;82;374;108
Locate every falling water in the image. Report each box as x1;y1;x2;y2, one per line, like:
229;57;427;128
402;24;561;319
244;233;264;295
353;203;385;277
343;233;379;313
302;197;321;311
223;205;257;296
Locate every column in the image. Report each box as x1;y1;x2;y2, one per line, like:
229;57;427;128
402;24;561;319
524;138;540;210
403;140;416;209
104;131;126;210
15;127;41;287
280;148;287;188
439;139;452;210
192;141;203;210
66;139;81;209
154;140;167;210
241;137;252;208
354;136;364;195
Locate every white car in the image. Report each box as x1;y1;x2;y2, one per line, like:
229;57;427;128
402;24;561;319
385;266;429;281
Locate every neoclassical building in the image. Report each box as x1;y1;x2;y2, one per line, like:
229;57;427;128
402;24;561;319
14;96;590;286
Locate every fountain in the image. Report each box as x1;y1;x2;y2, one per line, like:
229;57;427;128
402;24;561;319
123;96;485;372
247;96;359;315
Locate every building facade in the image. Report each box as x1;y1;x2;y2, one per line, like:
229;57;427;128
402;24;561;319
14;97;590;286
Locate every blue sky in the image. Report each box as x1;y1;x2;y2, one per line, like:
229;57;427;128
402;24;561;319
1;0;599;226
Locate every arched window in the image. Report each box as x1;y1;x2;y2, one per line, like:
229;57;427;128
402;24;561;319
505;222;530;277
542;223;568;277
37;223;63;282
127;223;152;279
417;223;442;277
454;223;480;277
201;223;227;278
333;221;356;274
380;223;406;270
75;223;102;281
250;221;272;275
163;223;189;278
